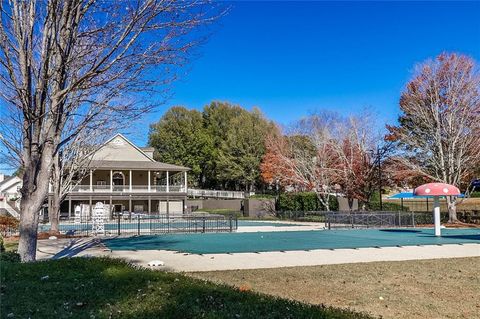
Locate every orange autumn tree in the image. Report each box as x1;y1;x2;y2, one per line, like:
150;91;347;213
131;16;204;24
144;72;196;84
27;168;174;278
261;111;387;210
387;53;480;222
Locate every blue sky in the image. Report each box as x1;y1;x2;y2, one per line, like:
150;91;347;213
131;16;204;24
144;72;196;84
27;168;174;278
1;1;479;174
128;0;480;145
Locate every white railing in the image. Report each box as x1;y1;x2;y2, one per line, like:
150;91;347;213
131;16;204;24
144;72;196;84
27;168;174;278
188;189;247;199
68;185;186;193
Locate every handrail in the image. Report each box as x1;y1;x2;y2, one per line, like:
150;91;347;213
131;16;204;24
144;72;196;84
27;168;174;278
188;189;247;199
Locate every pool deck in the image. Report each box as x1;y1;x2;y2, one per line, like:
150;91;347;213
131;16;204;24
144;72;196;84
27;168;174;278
36;233;480;272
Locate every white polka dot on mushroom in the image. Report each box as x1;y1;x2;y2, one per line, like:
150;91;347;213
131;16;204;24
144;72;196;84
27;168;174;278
443;188;449;193
425;188;431;193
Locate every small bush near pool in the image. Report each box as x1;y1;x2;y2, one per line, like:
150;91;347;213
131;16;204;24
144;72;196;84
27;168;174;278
1;257;373;319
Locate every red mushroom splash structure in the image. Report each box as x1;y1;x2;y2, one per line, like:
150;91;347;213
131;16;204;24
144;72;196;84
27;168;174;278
413;183;460;236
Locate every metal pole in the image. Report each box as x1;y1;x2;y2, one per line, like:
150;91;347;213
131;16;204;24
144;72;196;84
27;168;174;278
137;215;140;236
117;212;120;236
377;147;383;211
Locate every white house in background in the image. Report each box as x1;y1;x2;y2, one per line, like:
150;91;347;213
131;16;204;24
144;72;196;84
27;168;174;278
0;173;22;218
49;134;190;220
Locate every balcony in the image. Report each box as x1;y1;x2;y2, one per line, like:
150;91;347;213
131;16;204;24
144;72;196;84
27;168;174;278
69;184;187;193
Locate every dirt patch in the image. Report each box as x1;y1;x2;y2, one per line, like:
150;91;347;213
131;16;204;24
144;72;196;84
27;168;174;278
191;257;480;319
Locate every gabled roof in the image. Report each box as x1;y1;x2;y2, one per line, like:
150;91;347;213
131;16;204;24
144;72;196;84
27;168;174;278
86;134;190;171
0;176;22;192
91;133;155;162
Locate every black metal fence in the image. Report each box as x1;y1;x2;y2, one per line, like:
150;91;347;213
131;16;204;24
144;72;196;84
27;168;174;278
325;212;412;229
32;214;238;237
276;210;480;228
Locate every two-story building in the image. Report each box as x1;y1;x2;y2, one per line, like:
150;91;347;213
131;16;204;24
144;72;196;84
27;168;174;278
0;174;22;218
50;134;189;220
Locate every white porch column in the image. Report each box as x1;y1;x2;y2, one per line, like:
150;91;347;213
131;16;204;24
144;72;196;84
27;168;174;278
48;180;52;193
184;171;187;192
110;170;113;192
148;170;151;192
166;171;169;193
129;170;132;192
89;170;93;192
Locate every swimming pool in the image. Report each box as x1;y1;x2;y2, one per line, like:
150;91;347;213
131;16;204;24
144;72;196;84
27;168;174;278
103;228;480;254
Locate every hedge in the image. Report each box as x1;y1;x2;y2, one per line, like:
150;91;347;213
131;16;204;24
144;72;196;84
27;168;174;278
278;192;338;211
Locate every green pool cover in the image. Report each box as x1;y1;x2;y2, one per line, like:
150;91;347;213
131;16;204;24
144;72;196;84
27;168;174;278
103;228;480;254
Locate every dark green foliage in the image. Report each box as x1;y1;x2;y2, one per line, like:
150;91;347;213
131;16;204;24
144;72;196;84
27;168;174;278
1;257;372;319
367;191;404;211
470;192;480;198
149;107;212;187
278;192;339;212
366;201;404;211
149;102;274;190
0;250;20;262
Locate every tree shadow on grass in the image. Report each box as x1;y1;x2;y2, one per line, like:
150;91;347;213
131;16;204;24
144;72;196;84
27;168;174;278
1;257;372;319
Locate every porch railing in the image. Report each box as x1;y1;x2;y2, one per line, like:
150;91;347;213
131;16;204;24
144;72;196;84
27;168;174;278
68;185;186;193
188;189;247;199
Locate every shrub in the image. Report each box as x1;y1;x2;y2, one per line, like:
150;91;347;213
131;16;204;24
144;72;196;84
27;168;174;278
278;192;338;211
0;215;19;237
470;192;480;198
367;201;404;211
0;250;20;263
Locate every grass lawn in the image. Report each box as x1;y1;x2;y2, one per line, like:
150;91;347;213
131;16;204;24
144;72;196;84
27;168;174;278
1;257;372;319
191;257;480;319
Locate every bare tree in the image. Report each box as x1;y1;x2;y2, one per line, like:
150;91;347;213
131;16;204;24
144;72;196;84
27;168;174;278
262;113;340;211
329;113;379;208
49;123;109;233
0;0;220;261
387;53;480;222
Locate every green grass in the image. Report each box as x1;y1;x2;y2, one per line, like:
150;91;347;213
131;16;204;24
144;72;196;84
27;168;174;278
1;257;373;319
3;240;18;252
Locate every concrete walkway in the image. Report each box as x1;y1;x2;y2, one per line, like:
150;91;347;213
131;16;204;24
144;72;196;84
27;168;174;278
36;237;480;272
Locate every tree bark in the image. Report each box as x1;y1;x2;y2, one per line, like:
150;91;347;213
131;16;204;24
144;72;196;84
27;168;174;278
446;196;458;223
17;164;51;262
49;192;61;234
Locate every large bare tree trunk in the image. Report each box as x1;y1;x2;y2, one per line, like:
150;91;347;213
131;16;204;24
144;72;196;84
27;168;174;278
446;196;458;223
49;193;61;234
18;155;52;262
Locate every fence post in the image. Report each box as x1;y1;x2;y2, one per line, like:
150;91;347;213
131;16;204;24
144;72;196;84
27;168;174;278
137;215;140;236
412;211;415;228
229;215;233;232
398;212;401;227
202;217;206;233
117;213;121;236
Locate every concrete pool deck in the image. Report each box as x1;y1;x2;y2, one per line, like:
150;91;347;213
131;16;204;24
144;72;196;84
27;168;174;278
36;235;480;272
